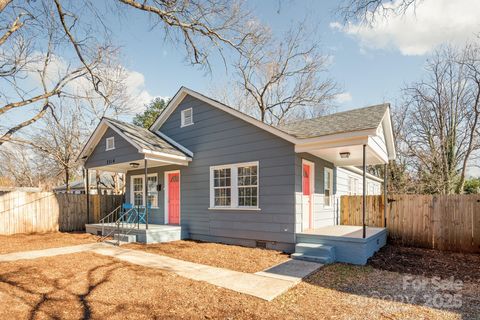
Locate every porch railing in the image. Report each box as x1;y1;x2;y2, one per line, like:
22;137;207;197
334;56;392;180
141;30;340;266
99;205;140;244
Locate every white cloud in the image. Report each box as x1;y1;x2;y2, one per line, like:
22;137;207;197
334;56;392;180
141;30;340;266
330;0;480;55
335;92;353;103
122;70;154;109
26;53;157;112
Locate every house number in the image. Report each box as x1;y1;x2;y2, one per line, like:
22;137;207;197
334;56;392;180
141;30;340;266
106;159;115;164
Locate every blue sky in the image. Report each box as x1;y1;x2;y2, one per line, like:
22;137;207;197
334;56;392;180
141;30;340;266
107;0;431;113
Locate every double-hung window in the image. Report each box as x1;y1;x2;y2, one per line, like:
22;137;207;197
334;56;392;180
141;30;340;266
132;176;144;206
324;168;333;207
213;168;231;207
210;161;259;210
130;174;158;207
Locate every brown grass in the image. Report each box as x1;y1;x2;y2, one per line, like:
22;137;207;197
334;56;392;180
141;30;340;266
0;252;475;319
125;240;290;273
0;232;99;254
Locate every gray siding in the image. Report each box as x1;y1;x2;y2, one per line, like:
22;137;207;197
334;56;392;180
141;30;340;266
157;95;297;250
85;127;143;169
294;153;337;232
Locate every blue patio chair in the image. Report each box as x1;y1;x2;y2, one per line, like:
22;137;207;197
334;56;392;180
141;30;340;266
121;203;134;222
137;204;151;224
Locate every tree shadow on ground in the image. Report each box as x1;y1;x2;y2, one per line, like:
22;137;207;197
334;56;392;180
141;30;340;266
0;258;162;319
302;245;479;320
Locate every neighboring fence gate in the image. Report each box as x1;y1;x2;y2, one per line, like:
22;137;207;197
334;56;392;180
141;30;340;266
0;191;123;234
340;194;480;253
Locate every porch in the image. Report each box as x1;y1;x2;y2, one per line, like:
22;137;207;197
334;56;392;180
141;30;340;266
294;225;387;265
77;117;193;244
86;223;183;244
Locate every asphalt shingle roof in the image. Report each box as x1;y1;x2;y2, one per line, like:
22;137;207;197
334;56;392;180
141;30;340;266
104;118;189;158
276;104;389;139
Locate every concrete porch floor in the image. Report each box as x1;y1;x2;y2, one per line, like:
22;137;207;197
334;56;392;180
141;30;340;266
85;223;183;244
295;225;388;265
300;225;385;239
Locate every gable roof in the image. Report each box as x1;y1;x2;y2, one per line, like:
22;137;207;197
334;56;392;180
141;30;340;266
105;118;190;157
277;104;389;139
149;86;299;144
77;117;193;162
149;86;395;161
150;87;391;142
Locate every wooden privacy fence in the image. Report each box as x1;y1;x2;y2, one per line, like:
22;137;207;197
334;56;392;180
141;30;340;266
0;191;123;235
340;194;480;253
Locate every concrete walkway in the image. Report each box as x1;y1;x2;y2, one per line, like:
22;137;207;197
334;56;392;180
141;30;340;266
0;243;103;262
0;243;323;301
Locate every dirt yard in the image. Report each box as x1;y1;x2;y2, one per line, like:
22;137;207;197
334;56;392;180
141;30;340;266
125;240;290;273
0;232;100;254
0;236;478;319
368;244;480;283
0;248;478;319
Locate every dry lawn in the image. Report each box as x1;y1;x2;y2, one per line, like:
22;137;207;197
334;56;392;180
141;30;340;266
0;232;100;254
125;240;290;273
0;252;476;319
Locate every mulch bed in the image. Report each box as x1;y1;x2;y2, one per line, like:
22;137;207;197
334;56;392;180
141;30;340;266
0;252;474;319
368;245;480;283
0;232;100;254
125;240;290;273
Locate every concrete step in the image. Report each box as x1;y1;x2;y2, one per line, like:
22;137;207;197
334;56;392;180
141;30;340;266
113;233;137;243
291;253;334;264
295;243;335;259
103;239;128;246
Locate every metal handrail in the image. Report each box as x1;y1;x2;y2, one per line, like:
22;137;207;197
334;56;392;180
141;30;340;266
114;208;139;245
99;205;123;242
99;205;122;224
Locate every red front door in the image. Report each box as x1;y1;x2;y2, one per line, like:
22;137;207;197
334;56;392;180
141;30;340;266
167;172;180;224
302;163;313;229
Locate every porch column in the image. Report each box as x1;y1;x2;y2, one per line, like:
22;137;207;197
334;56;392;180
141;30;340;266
384;163;388;227
362;144;366;239
85;167;90;224
144;158;149;229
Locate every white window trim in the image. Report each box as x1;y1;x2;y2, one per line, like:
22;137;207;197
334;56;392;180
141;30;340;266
130;173;158;208
324;167;333;208
105;137;115;151
164;170;181;224
180;108;194;127
209;161;260;210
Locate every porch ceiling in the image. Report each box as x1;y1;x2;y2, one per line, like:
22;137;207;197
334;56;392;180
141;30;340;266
295;135;389;166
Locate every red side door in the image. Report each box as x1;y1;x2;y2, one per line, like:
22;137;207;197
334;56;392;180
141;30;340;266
168;172;180;224
303;164;312;229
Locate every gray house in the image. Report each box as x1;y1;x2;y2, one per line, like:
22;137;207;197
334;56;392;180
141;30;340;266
80;87;396;265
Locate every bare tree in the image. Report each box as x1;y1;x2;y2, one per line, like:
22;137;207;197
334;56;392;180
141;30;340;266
398;45;480;194
0;144;55;188
0;0;260;145
229;22;338;125
27;110;86;191
337;0;420;24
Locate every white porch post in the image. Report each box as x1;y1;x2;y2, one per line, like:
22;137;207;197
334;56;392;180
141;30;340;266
384;163;388;227
362;144;367;239
144;158;149;230
85;167;90;224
